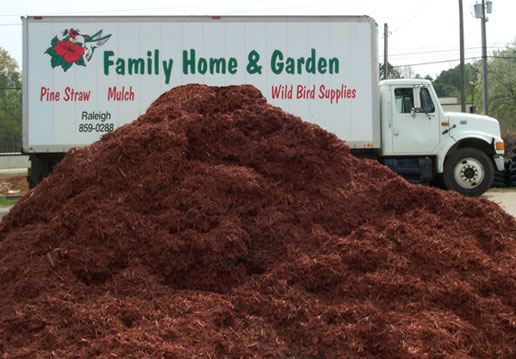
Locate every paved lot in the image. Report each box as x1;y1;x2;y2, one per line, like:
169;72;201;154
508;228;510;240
0;168;27;174
0;206;13;220
482;190;516;219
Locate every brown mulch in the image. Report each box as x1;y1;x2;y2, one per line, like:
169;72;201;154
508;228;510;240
1;84;516;358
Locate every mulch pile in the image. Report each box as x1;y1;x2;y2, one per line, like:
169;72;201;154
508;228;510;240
1;84;516;358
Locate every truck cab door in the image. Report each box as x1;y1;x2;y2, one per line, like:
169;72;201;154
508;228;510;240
391;86;440;154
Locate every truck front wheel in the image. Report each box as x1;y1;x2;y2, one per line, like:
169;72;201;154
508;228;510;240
443;148;494;197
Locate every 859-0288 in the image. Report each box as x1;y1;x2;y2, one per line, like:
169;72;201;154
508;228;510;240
78;123;115;133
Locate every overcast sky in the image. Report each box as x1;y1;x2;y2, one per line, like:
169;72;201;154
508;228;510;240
1;0;515;79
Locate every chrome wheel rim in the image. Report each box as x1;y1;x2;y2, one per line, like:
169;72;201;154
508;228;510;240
453;157;485;189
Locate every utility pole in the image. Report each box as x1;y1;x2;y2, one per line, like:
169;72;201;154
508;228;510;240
480;0;488;115
475;0;492;115
459;0;466;112
384;23;388;80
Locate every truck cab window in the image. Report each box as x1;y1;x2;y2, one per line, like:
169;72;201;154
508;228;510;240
420;88;435;113
394;88;414;114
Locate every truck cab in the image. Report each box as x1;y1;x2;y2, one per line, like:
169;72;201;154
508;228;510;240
378;79;505;196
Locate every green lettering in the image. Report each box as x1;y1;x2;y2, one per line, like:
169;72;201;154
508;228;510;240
147;51;152;74
128;58;144;75
163;59;173;84
104;51;114;75
183;49;196;74
228;58;237;74
318;57;327;74
155;49;160;75
285;58;295;74
271;50;283;74
297;57;305;74
198;58;207;74
306;49;316;74
247;50;262;74
210;58;225;74
116;58;125;75
329;58;339;74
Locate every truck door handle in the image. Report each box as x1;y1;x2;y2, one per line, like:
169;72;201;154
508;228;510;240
442;124;457;135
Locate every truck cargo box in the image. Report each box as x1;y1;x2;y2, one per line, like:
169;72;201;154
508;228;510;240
22;16;380;153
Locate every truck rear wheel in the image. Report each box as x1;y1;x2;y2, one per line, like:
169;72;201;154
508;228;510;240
443;148;494;197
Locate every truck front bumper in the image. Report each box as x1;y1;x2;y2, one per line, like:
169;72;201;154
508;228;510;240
494;155;504;171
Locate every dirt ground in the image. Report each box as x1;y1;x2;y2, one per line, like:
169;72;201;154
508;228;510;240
0;175;28;220
0;174;28;196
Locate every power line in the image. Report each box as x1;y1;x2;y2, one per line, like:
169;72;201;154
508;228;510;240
392;0;433;33
387;46;501;57
393;55;516;68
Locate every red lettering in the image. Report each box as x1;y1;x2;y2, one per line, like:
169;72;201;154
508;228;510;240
40;87;60;102
63;87;91;102
107;86;135;102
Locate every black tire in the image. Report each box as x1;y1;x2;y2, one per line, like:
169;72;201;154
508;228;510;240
27;156;52;189
492;181;506;188
26;154;63;189
511;168;516;176
512;146;516;153
430;174;447;190
443;148;495;197
512;154;516;162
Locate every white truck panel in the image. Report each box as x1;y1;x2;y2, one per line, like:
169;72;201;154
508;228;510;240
22;16;380;152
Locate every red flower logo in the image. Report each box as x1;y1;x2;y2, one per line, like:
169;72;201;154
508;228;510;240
45;28;111;72
54;40;85;63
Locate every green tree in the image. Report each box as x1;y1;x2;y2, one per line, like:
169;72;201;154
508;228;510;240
432;63;480;104
488;41;516;137
379;62;401;80
0;47;22;152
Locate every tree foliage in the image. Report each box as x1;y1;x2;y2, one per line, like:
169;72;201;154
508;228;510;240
488;41;516;136
430;41;516;138
379;62;401;80
0;47;22;152
432;63;480;103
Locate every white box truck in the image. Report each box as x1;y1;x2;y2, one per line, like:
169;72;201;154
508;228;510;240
22;15;505;196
